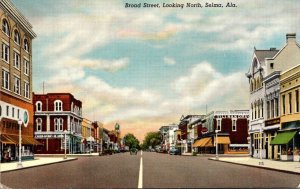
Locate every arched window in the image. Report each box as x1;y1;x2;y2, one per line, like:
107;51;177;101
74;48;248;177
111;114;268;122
36;118;42;131
24;38;29;52
54;118;63;131
36;101;42;112
14;30;20;45
2;19;9;35
54;100;63;111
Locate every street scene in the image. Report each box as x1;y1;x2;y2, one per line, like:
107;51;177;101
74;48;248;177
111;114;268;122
1;0;300;188
1;152;300;188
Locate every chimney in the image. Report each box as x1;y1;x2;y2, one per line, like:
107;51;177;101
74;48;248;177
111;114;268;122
286;33;296;43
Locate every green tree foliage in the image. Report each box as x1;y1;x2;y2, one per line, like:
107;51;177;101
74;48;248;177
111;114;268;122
142;131;161;150
123;133;140;149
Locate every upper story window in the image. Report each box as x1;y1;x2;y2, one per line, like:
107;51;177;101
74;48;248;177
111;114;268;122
36;118;42;132
2;69;9;90
54;100;63;111
13;76;20;95
13;51;20;69
216;119;221;131
24;81;30;98
14;30;20;45
24;59;29;75
232;119;237;131
54;118;63;131
36;101;42;112
2;42;9;62
2;19;9;36
24;38;29;52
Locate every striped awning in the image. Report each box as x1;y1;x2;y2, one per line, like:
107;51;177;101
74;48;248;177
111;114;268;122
193;137;213;147
217;136;231;144
0;134;43;145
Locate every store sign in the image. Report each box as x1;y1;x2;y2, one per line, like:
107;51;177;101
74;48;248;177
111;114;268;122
265;118;280;126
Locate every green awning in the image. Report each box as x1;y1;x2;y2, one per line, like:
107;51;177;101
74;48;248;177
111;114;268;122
270;131;297;145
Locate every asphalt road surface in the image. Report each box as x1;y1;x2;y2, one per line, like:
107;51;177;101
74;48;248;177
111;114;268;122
1;152;300;188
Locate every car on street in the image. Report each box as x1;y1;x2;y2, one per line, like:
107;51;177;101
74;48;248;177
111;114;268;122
130;148;138;155
169;148;181;155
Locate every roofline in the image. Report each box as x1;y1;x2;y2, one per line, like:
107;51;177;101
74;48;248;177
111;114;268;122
1;0;36;38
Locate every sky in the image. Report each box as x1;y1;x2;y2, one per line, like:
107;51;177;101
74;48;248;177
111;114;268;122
12;0;300;141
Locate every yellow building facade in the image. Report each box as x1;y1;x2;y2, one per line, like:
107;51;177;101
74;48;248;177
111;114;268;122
275;64;300;161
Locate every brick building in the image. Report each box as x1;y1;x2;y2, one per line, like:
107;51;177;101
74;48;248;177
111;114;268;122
33;93;83;154
0;0;38;162
193;110;249;154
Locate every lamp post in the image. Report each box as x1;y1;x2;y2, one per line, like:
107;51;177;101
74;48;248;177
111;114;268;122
17;119;23;168
64;130;67;159
259;127;264;165
215;130;219;160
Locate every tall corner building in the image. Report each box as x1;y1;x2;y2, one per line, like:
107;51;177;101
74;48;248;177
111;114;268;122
0;0;37;162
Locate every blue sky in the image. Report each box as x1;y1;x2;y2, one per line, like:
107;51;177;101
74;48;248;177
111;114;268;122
12;0;300;140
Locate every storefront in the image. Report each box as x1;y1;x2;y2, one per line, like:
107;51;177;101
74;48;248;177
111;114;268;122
270;130;300;161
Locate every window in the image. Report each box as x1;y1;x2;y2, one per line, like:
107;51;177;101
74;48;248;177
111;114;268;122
261;100;264;118
232;119;237;131
2;19;9;35
24;39;29;52
14;30;20;45
275;98;279;117
12;107;15;118
54;118;63;131
6;106;9;116
270;63;274;69
258;102;260;118
36;118;42;131
296;90;299;113
54;100;63;111
289;93;292;114
17;109;20;119
13;51;20;69
271;99;274;118
14;76;20;94
36;101;42;111
2;43;9;62
24;81;30;98
216;119;221;131
282;95;286;115
0;105;2;116
24;59;29;75
2;70;9;90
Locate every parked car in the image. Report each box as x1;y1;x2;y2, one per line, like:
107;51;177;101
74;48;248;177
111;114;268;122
130;148;138;155
169;148;181;155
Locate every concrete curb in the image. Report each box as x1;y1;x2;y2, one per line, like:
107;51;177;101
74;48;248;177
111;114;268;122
208;158;300;175
1;158;78;173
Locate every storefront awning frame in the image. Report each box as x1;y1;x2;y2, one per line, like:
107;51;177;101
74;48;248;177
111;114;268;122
270;130;297;145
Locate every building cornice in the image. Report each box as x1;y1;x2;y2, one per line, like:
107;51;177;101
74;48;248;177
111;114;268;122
1;0;36;38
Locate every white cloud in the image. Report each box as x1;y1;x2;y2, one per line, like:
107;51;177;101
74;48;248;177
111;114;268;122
172;62;249;109
163;57;176;65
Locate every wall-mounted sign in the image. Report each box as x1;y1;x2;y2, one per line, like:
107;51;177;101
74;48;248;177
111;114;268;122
265;118;280;126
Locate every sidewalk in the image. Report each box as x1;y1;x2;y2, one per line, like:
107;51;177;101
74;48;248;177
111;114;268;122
0;157;77;173
209;157;300;174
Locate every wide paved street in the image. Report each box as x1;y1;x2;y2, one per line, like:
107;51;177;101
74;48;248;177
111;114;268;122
1;152;300;188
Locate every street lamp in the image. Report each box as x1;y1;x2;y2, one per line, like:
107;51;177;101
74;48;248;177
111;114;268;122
215;130;219;160
17;119;23;168
64;130;68;159
259;127;264;165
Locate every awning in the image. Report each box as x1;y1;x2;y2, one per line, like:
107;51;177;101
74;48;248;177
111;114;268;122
1;135;15;144
270;131;297;145
217;136;231;144
0;135;43;145
195;137;213;147
193;139;203;147
23;136;43;145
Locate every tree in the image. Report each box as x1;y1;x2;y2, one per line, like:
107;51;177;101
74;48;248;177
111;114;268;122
143;131;161;150
123;133;140;149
